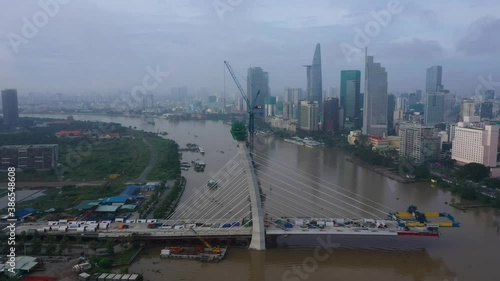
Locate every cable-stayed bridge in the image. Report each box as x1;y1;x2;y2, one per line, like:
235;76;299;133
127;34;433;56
94;141;459;250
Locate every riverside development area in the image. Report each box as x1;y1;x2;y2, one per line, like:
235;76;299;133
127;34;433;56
0;114;496;281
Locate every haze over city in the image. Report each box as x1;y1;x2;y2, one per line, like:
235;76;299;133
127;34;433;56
1;0;500;95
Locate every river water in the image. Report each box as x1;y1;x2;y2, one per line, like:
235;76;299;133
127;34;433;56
24;114;500;281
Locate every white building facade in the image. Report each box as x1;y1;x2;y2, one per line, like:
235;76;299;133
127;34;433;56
452;117;499;167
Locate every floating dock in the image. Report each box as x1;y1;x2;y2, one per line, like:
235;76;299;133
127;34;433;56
160;246;227;262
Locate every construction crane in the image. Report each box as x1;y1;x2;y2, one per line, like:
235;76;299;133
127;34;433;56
224;61;260;154
189;226;221;254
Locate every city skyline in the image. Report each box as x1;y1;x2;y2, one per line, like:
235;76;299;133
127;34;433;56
1;1;499;96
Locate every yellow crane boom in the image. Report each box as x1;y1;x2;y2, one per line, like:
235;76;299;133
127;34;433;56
189;227;221;254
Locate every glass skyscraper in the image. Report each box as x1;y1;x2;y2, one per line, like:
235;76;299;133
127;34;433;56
425;66;443;94
340;70;361;129
1;89;19;130
247;67;270;110
363;52;388;137
304;43;322;114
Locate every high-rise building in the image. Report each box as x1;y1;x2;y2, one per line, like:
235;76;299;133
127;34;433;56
460;99;476;121
396;96;409;112
424;93;445;126
443;94;458;123
340;70;361;129
480;101;494;119
323;97;340;133
283;88;301;119
247;67;270;110
171;86;188;101
1;89;19;130
208;95;217;103
328;87;338;98
484;89;495;101
363;52;388;137
264;96;276;117
425;66;443;94
452;117;499;167
399;124;441;163
299;101;319;131
142;94;154;109
304;44;322;114
387;94;396;135
415;90;423;103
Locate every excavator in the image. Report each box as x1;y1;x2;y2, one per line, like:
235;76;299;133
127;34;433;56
189;227;221;254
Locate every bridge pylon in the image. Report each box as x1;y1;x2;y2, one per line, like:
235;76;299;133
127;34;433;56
238;141;266;250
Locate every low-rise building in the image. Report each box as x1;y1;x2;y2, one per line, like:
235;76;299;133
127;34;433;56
0;144;58;171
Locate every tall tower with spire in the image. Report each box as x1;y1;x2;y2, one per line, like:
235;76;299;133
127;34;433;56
303;43;323;126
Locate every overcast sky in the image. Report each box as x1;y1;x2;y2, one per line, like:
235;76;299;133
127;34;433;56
0;0;499;97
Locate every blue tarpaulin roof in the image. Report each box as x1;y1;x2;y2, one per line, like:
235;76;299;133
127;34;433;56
100;196;129;204
120;185;140;196
15;208;36;218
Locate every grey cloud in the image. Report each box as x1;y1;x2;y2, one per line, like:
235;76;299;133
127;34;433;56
457;16;500;55
378;38;445;61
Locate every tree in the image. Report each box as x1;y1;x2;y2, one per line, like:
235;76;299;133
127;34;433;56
458;163;490;182
59;235;69;255
495;192;500;208
414;165;430;179
88;241;99;252
105;240;115;255
45;243;56;256
484;178;500;189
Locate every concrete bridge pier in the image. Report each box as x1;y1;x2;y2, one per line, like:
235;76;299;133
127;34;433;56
238;141;266;250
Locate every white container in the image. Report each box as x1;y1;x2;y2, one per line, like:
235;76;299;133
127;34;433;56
146;219;157;223
317;220;325;226
126;220;135;224
58;226;67;232
137;219;147;223
335;218;345;224
86;221;97;225
86;227;96;232
174;225;184;230
48;221;58;226
325;221;334;227
295;219;304;226
58;219;68;224
115;218;124;223
77;227;86;232
99;223;109;229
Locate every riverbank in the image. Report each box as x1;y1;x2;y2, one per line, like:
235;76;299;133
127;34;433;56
345;157;416;184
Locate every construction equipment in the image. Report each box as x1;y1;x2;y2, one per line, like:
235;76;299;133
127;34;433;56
224;61;260;154
189;227;221;254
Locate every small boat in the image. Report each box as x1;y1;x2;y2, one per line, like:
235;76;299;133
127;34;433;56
181;167;189;171
199;147;205;155
431;179;438;183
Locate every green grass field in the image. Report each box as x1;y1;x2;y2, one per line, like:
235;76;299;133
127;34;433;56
58;138;151;181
